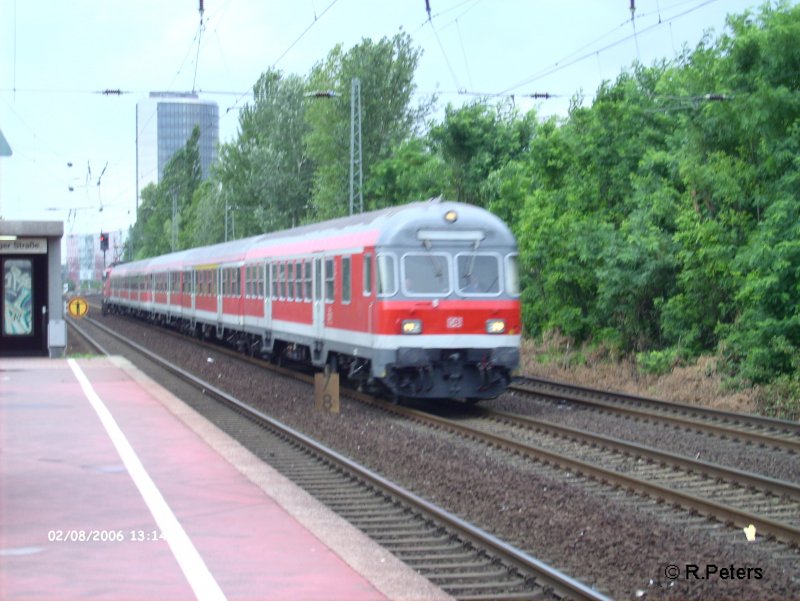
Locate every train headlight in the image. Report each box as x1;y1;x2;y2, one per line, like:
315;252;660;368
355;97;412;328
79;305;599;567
401;319;422;335
485;319;506;334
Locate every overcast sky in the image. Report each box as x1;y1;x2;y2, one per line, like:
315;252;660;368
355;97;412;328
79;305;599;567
0;0;784;239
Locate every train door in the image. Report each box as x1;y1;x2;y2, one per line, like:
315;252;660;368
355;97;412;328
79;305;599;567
263;262;271;330
216;267;223;326
190;269;196;313
0;255;48;356
312;255;325;347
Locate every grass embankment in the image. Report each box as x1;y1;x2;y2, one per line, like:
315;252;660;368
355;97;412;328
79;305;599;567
519;334;799;421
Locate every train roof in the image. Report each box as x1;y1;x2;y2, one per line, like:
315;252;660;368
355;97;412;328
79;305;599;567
110;199;516;276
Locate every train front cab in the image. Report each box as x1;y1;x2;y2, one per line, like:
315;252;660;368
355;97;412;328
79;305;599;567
370;203;521;402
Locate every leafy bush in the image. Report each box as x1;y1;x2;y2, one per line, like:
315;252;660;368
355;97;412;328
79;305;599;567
636;348;682;375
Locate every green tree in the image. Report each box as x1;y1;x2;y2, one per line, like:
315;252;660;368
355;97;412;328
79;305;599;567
305;31;429;219
210;69;313;238
128;126;202;259
364;137;445;208
429;101;535;207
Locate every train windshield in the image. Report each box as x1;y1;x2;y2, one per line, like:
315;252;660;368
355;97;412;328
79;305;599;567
402;253;451;295
456;253;501;295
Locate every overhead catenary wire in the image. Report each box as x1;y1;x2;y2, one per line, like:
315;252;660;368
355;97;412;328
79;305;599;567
455;18;474;92
429;15;462;91
192;0;206;93
226;0;341;115
498;0;723;95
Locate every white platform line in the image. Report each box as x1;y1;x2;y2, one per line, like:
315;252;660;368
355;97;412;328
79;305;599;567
67;359;227;601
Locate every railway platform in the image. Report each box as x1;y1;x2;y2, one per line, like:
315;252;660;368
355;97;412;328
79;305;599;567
0;356;452;601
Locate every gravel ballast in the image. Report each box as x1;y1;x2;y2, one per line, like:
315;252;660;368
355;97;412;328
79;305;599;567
88;314;800;600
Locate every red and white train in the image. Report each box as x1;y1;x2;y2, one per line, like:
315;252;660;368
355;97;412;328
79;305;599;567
103;199;521;401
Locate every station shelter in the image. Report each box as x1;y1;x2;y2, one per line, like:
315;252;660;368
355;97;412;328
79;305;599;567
0;221;66;357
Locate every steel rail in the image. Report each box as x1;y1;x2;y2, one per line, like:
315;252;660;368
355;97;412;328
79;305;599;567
475;407;800;500
512;376;800;453
82;315;612;601
84;312;800;547
371;400;800;548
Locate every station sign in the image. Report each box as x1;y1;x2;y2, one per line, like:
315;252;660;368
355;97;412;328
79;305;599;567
0;238;47;254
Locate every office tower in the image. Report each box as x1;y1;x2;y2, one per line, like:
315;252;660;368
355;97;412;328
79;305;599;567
136;92;219;204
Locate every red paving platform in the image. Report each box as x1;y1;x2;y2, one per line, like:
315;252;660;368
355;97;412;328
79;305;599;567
0;356;451;601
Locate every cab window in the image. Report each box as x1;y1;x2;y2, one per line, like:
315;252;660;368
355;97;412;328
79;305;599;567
456;253;501;295
402;253;451;295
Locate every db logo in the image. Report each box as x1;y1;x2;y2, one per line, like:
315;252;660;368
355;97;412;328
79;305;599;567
446;316;463;329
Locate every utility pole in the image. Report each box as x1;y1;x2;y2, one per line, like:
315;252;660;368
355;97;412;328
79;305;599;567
171;185;178;252
349;78;363;215
306;79;363;215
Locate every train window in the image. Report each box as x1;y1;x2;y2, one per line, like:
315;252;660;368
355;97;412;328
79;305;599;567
505;254;520;296
402;253;451;295
279;263;286;300
257;265;265;298
456;253;501;296
233;268;240;296
376;254;396;297
324;258;334;303
314;259;321;301
288;262;296;301
303;260;312;301
342;256;351;304
295;261;303;302
271;263;278;299
363;254;372;296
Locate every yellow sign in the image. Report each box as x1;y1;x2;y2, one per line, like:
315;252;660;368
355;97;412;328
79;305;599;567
68;296;89;319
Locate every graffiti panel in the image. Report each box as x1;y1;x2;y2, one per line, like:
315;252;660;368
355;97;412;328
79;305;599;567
3;259;33;335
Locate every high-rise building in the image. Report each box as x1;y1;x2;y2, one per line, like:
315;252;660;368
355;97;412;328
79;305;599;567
136;92;219;204
65;230;124;288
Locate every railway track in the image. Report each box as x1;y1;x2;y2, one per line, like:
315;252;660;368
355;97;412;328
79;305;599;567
510;376;800;454
74;307;800;595
70;315;610;601
358;398;800;548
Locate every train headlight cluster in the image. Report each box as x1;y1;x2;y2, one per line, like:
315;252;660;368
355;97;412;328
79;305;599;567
485;319;506;334
401;319;423;335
